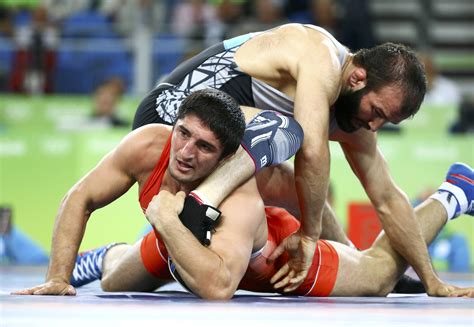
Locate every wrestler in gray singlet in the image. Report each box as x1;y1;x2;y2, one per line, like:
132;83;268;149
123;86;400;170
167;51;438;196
133;25;348;134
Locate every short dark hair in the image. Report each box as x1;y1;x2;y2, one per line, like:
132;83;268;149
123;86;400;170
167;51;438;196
176;89;245;158
353;43;427;119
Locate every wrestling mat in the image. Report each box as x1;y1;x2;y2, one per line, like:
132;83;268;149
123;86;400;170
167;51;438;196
1;266;473;326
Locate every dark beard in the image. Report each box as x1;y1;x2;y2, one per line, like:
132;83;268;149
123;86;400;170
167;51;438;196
334;88;367;133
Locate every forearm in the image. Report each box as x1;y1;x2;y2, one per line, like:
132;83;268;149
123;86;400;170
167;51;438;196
46;194;89;283
294;145;329;239
194;147;254;205
377;193;439;287
158;220;233;299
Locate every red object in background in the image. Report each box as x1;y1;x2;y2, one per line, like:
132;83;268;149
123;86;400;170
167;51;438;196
347;202;382;250
9;49;56;93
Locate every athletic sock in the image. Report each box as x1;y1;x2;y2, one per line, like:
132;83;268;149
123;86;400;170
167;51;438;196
430;191;458;221
70;243;121;287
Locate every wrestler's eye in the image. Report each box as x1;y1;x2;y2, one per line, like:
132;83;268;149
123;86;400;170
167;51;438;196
178;128;189;138
373;107;384;120
371;106;378;117
196;140;216;153
199;143;213;153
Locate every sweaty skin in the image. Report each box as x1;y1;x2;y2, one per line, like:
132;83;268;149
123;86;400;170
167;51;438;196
12;120;473;299
192;24;443;294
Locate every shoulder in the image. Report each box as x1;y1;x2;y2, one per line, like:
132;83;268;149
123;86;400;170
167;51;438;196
252;24;329;55
274;24;340;56
117;124;171;155
276;25;343;88
114;124;173;175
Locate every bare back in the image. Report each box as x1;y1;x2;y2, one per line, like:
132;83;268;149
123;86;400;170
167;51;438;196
234;24;348;104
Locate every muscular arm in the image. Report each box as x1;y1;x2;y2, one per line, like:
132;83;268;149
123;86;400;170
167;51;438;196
243;26;344;291
147;180;265;300
338;128;441;291
46;140;139;286
290;27;340;241
37;126;167;292
46;156;133;285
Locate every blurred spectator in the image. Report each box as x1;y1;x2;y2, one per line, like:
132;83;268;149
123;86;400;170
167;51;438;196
450;97;474;134
0;5;14;37
310;0;337;34
9;5;58;94
58;77;129;131
419;52;462;107
40;0;91;23
284;0;376;51
0;6;14;91
336;0;376;51
0;206;49;265
283;0;313;23
214;0;245;40
171;0;220;51
227;0;289;37
100;0;167;36
89;77;129;128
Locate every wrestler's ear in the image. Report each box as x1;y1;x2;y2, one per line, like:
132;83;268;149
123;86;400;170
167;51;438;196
348;67;367;91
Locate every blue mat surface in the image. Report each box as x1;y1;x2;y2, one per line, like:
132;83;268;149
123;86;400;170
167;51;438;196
1;266;473;326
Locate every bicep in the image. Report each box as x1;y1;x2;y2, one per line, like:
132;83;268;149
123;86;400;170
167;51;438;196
290;40;340;160
71;144;135;212
293;63;333;147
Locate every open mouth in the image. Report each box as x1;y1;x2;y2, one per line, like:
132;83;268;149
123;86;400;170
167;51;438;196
176;159;193;172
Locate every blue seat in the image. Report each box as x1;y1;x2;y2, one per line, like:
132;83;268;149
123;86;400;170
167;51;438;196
61;10;117;38
152;34;185;82
54;38;132;94
0;37;13;72
12;10;31;28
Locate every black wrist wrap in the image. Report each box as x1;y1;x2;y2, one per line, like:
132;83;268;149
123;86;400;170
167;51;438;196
178;195;221;246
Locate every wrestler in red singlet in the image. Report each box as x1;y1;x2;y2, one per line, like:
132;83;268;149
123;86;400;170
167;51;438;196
139;135;339;297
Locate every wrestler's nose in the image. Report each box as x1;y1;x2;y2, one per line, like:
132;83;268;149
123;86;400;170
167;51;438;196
181;141;196;159
368;117;386;131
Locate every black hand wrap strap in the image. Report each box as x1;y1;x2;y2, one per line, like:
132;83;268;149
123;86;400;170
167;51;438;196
170;195;222;294
178;195;221;246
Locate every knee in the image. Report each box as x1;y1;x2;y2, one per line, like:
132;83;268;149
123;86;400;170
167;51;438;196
242;111;304;172
368;280;394;297
366;260;399;296
100;273;123;292
357;253;399;296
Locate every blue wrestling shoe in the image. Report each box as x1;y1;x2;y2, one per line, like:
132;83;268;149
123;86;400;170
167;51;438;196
70;243;118;287
438;162;474;217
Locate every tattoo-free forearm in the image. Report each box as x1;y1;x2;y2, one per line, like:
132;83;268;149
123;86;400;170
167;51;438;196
294;143;329;240
46;193;89;283
377;192;439;288
157;215;234;300
193;147;255;206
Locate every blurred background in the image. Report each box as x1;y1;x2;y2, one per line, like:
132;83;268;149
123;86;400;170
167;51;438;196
0;0;472;271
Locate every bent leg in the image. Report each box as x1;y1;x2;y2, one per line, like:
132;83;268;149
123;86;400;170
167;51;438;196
330;199;448;296
194;107;303;206
101;240;171;292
